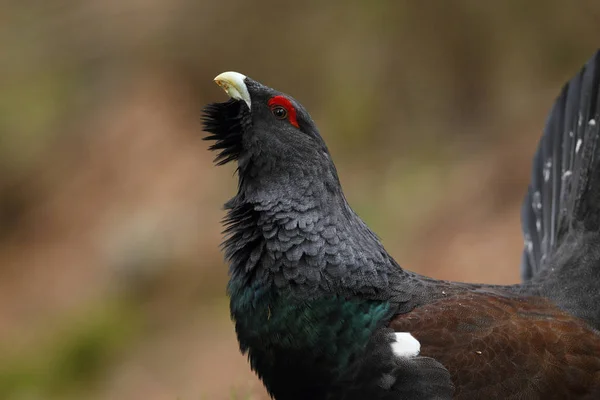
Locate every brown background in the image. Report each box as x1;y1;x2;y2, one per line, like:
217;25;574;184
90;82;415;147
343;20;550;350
1;1;599;399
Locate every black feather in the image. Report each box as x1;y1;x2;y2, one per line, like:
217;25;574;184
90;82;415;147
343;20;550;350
221;200;263;280
202;99;250;165
521;50;600;280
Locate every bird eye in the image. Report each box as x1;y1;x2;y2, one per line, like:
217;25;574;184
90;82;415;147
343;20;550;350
272;106;287;119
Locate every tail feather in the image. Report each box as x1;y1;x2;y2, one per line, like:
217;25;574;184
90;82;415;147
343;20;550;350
521;50;600;280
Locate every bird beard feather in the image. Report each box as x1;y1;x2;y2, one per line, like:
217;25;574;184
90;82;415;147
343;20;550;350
202;98;251;166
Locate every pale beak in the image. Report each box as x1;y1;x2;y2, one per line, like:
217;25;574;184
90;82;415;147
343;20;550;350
214;71;251;109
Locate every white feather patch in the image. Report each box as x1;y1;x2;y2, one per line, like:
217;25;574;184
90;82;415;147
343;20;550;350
390;332;421;358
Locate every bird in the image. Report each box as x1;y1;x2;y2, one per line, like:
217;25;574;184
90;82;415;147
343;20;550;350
202;50;600;399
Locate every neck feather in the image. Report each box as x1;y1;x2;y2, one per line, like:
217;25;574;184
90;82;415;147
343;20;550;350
222;173;406;299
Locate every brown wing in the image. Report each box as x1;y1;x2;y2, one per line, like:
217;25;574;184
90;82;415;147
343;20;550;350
389;292;600;399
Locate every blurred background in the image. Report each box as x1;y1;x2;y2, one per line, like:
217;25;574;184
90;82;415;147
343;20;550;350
1;1;599;399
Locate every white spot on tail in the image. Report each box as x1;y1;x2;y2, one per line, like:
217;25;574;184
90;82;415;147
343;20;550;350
391;332;420;358
532;191;542;210
576;139;583;154
524;235;533;253
590;119;597;126
543;159;552;182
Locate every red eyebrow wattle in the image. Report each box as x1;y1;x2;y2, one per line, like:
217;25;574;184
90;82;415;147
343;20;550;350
268;96;299;128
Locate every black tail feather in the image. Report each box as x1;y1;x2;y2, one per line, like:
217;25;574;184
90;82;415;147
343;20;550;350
521;50;600;280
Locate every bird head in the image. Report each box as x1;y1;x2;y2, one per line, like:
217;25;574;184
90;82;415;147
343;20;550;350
203;72;399;301
203;72;340;203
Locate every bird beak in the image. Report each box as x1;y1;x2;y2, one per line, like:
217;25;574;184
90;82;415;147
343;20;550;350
214;71;252;110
